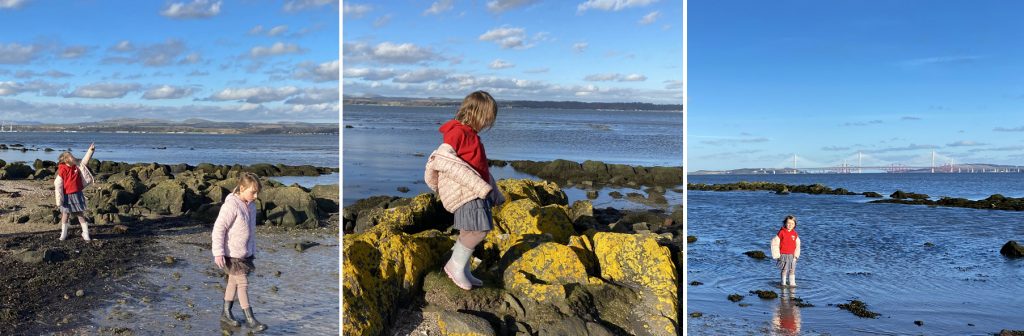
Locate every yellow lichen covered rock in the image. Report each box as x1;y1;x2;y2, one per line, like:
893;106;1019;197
592;232;678;335
487;198;574;256
496;179;567;207
342;225;452;336
502;242;588;303
361;193;447;233
567;235;599;277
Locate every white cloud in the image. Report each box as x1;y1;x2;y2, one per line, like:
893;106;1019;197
0;0;28;9
111;40;134;52
250;42;305;58
424;0;454;15
249;25;264;35
639;10;660;24
267;25;288;37
0;43;41;64
479;26;533;49
486;0;539;13
284;87;338;105
179;53;202;65
664;80;682;90
142;85;196;99
373;15;392;28
102;39;188;66
343;67;397;81
489;59;514;69
901;55;983;67
0;80;63;96
340;2;369;17
946;140;986;147
584;73;647;82
294;60;340;82
523;68;549;74
14;70;72;78
60;45;90;59
577;0;657;12
394;69;449;83
65;82;141;99
0;98;337;122
344;41;443;64
208;86;301;103
572;42;588;53
161;0;222;19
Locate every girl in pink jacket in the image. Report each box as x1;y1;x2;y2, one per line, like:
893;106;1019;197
211;172;267;331
425;91;505;290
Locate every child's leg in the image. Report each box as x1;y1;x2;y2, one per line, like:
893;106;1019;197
59;212;70;240
234;274;250;309
75;213;91;240
788;260;797;287
458;230;489;286
780;270;788;287
221;274;242;326
224;274;238;301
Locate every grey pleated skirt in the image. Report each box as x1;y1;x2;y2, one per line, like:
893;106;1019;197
777;254;797;272
453;199;493;231
60;191;87;214
223;256;256;276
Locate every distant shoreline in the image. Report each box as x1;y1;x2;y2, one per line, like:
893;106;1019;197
343;97;684;112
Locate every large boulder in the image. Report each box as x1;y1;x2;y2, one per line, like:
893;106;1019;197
486;198;574;257
502;242;590;304
437;311;496;336
137;180;201;216
259;186;319;228
0;163;34;180
592;232;679;335
131;164;172;185
496;179;568;207
342;226;451;336
1001;240;1024;258
310;184;340;214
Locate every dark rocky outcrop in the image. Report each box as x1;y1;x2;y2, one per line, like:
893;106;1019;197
1000;240;1024;258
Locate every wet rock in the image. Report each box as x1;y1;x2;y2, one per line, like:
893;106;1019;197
586;190;598;199
592;232;678;335
914;320;924;326
890;190;929;200
728;294;743;302
163;256;176;265
138;180;201;216
837;300;880;318
750;290;777;299
345;125;354;128
0;163;34;180
397;186;410;193
744;250;767;259
608;191;623;199
863;191;883;198
259;186;319;228
792;297;814;307
12;248;65;264
1000;241;1024;258
310;184;339;214
689;312;702;318
293;241;320;252
437;311;496;336
689;281;702;286
687;236;697;244
999;330;1024;336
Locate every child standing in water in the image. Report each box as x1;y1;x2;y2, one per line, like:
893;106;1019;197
54;143;96;241
425;90;506;290
211;172;267;331
771;215;801;287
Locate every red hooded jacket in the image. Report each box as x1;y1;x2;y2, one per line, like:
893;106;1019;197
57;163;84;195
439;119;490;182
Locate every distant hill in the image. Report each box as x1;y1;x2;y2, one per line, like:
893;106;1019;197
7;118;338;135
691;163;1024;175
343;96;683;111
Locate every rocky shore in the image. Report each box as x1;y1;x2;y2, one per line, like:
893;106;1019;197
492;159;684;188
0;159;339;334
343;179;683;336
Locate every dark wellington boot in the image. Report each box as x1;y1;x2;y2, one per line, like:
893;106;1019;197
221;301;241;327
243;307;268;332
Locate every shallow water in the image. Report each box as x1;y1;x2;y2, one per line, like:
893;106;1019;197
690;173;1024;200
342;105;683;206
69;225;338;335
688;186;1024;335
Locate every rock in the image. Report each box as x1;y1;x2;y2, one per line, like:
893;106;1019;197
163;256;176;265
608;191;623;199
294;241;320;252
422;270;507;313
837;300;880;318
632;222;649;232
24;206;58;225
592;232;678;335
12;248;65;264
138;180;201;216
687;236;696;244
396;186;410;193
586;190;598;199
689;281;702;286
999;330;1024;336
32;168;53;180
75;290;85;297
342;226;451;336
503;242;589;303
689;312;702;318
260;186;319;228
863;191;883;198
728;294;744;302
310;184;339;214
914;320;923;326
1000;241;1024;258
112;225;130;234
751;290;777;299
437;311;496;336
744;250;767;259
487;198;573;256
0;163;34;179
496;179;568;207
363;193;449;233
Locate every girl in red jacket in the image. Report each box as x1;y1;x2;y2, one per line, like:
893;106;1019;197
54;143;96;241
771;215;801;287
435;91;505;290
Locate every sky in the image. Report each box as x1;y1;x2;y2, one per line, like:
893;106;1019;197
342;0;684;104
0;0;339;123
689;1;1024;171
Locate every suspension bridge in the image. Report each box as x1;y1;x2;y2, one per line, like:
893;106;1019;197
751;151;1023;174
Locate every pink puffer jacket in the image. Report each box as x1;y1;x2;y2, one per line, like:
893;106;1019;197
425;143;505;213
211;193;257;258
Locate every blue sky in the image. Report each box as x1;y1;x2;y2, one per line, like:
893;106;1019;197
690;1;1024;171
0;0;338;123
342;0;683;104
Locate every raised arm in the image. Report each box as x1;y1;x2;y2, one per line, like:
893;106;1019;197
80;143;95;165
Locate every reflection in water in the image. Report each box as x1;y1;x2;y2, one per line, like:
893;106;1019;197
772;287;801;335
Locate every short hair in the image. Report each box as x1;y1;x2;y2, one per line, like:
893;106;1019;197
455;90;498;132
782;215;797;228
234;172;262;193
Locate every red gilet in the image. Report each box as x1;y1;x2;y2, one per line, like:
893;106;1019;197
439;119;490;182
778;228;798;254
57;164;84;195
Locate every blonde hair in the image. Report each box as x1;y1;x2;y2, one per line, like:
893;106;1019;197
58;151;76;166
455;91;498;132
234;172;262;193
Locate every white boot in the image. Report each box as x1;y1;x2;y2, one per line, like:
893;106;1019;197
81;222;91;241
59;221;69;241
443;241;473;290
464;255;483;287
781;275;788;288
789;274;797;287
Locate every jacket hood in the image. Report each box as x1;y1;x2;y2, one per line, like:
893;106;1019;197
439;119;474;135
225;192;246;207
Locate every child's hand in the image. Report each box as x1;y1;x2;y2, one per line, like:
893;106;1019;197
88;143;95;151
214;256;226;268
